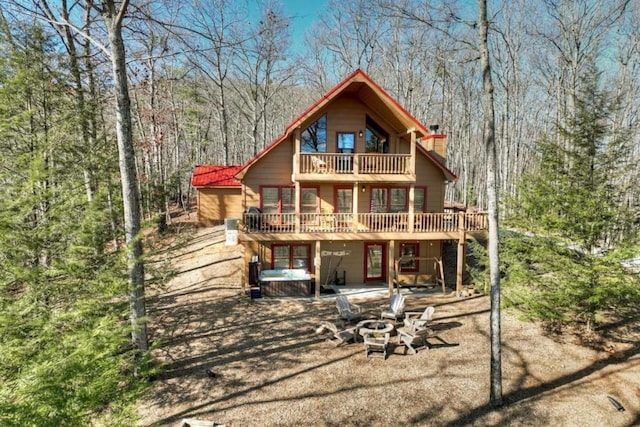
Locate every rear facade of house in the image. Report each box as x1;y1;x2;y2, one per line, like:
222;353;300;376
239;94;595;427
228;69;488;298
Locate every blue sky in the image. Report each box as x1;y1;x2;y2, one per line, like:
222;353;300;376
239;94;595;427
281;0;326;35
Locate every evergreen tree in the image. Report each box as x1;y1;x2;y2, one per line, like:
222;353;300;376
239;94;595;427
0;23;148;426
504;69;640;329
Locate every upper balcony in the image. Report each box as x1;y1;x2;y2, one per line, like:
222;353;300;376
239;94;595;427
293;153;415;183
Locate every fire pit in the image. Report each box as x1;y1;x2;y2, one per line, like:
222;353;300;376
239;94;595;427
356;319;395;340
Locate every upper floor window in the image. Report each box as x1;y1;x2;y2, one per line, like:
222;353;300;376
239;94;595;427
301;114;327;152
365;116;389;153
337;132;355;153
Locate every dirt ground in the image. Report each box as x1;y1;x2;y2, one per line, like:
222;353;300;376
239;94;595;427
138;224;640;427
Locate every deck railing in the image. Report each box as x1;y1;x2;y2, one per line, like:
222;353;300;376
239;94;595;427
243;212;488;234
299;153;411;175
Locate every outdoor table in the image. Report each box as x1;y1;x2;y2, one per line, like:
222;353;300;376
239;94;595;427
355;319;394;341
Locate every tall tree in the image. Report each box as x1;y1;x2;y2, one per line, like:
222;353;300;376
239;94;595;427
478;0;502;407
232;4;295;156
504;67;640;329
93;0;148;351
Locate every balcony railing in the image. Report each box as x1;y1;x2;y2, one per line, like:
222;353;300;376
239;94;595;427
242;212;488;234
298;153;411;175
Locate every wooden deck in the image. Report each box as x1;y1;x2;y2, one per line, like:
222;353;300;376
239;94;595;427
241;212;488;241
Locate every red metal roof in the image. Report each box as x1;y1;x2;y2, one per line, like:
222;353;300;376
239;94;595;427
191;165;242;187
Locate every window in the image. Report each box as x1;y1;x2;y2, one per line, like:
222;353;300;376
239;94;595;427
301;187;319;214
337;132;355;153
414;188;426;212
281;188;295;214
365;116;389;153
261;187;279;214
371;187;408;213
370;187;424;213
301;114;327;152
371;188;388;213
261;186;295;221
272;244;311;270
336;188;353;213
390;188;407;213
399;243;419;272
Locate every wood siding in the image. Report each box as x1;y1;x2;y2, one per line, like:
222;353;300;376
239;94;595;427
242;139;294;209
196;187;242;224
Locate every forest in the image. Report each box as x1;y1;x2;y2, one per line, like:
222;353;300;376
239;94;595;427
0;0;638;424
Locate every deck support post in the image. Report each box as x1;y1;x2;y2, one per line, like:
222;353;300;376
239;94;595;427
456;212;466;296
388;240;395;296
315;240;321;300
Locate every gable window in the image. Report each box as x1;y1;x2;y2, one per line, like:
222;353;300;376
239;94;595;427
272;244;311;270
301;114;327;152
399;242;419;272
365;116;389;153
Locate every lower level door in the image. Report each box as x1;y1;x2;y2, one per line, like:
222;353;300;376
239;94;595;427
364;242;386;282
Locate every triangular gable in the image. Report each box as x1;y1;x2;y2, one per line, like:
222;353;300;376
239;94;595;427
235;68;452;181
192;165;242;187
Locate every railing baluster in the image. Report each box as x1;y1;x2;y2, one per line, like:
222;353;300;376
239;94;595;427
242;211;488;234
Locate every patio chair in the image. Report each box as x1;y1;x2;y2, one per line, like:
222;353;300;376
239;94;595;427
363;332;390;359
380;293;406;322
396;325;433;355
316;321;355;346
403;306;435;330
336;295;364;322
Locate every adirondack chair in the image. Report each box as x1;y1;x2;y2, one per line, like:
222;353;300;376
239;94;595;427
363;332;390;359
316;321;356;346
403;306;435;330
335;295;364;322
380;293;406;321
396;326;433;355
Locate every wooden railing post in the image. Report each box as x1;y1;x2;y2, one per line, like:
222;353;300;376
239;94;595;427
456;211;466;296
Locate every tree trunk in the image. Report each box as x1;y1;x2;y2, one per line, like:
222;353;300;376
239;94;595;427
478;0;502;407
100;0;148;352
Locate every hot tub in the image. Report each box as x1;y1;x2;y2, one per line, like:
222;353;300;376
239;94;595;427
259;269;312;297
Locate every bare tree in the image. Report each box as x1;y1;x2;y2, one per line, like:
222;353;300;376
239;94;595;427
478;0;502;406
94;0;148;352
231;4;296;156
176;0;245;166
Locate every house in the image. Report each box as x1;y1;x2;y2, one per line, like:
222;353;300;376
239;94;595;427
197;69;488;298
191;165;243;225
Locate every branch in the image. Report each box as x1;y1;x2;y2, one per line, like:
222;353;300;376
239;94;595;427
15;1;111;57
115;0;129;28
